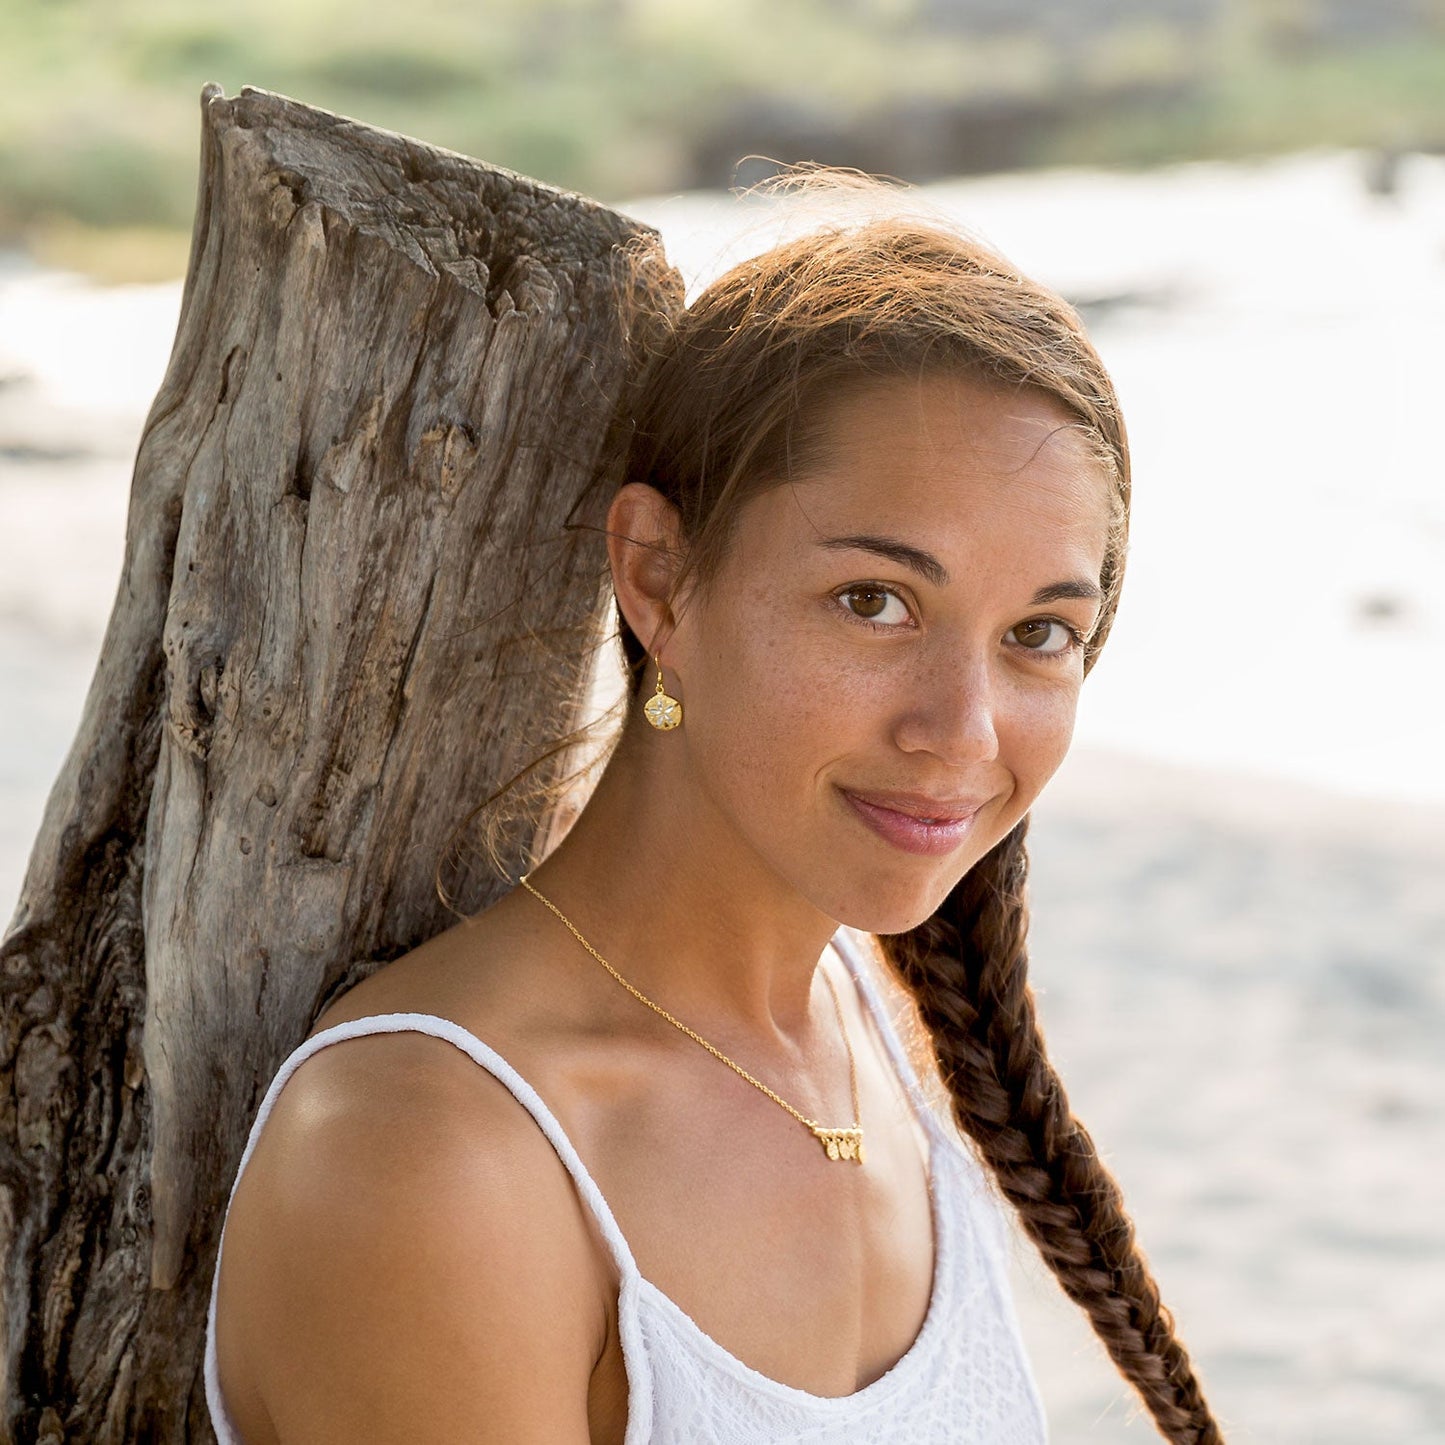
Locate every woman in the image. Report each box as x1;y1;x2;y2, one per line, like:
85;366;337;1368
204;206;1224;1442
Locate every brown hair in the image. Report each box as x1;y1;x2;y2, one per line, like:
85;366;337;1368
589;195;1223;1443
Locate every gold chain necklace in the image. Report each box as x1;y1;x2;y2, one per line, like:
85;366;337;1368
518;873;865;1164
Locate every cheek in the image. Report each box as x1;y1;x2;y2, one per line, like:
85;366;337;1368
999;675;1081;794
685;601;866;792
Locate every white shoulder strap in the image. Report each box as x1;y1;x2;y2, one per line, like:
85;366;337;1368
207;1013;656;1443
829;929;951;1142
223;1013;644;1282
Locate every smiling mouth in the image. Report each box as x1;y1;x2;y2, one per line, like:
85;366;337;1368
839;788;986;856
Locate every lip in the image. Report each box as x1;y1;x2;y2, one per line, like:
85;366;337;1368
840;787;986;857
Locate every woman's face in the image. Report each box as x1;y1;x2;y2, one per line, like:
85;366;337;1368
665;371;1115;935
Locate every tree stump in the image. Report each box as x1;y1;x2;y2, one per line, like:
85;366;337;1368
0;84;681;1441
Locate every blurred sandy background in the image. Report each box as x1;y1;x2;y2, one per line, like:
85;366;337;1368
3;3;1445;1440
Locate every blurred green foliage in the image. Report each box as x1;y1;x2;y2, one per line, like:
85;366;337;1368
2;0;1444;271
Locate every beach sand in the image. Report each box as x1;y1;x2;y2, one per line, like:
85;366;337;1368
1009;750;1445;1443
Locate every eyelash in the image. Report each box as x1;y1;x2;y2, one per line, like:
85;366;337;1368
831;583;1088;658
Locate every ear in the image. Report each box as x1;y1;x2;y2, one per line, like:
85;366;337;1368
606;483;688;665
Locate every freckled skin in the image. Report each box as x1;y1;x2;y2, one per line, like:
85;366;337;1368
220;373;1120;1441
660;372;1112;939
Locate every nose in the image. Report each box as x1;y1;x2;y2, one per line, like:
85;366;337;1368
891;650;1001;767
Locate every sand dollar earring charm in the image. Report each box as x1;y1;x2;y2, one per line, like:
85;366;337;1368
643;657;682;730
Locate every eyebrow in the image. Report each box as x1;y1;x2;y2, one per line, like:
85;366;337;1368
1030;579;1104;605
816;533;950;587
816;533;1103;605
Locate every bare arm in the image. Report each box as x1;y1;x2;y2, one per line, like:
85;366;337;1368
215;1033;610;1443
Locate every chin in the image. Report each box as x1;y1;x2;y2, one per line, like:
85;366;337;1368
823;874;958;939
825;828;1015;936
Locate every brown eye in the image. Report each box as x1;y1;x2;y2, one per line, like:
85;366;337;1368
838;585;911;628
1010;619;1073;654
848;588;890;619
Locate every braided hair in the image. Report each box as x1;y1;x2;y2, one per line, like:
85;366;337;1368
597;197;1223;1443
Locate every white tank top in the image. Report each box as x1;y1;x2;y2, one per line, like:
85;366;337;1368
205;928;1050;1442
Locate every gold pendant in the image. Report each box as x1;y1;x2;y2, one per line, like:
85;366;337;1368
813;1126;865;1164
644;690;682;730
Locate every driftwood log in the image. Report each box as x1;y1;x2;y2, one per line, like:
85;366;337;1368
0;84;680;1441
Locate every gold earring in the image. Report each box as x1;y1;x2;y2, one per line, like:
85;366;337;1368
643;657;683;730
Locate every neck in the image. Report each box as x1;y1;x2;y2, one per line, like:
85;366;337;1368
515;713;841;1042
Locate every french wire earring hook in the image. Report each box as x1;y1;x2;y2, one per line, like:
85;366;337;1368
643;655;683;730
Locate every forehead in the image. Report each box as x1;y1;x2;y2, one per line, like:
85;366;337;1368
752;372;1114;561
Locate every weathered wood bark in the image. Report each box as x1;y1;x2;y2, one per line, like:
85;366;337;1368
0;84;681;1441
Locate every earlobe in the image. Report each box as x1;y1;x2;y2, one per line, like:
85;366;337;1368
607;482;686;660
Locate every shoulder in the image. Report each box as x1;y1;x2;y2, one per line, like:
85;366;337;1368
217;1023;608;1441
